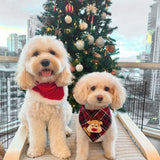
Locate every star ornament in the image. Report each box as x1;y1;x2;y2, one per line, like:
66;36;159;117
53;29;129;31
86;3;97;15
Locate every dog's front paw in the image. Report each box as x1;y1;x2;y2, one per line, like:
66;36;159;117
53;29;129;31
51;145;71;159
27;147;45;158
104;152;115;160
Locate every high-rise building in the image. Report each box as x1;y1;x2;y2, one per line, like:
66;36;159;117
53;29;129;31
7;34;26;55
144;0;160;102
0;47;8;56
7;33;18;53
27;16;42;41
18;35;26;54
18;35;26;49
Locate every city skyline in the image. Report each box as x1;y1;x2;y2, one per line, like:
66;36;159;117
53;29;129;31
0;0;153;58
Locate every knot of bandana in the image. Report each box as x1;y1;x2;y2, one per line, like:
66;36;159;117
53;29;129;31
79;105;112;142
32;82;64;100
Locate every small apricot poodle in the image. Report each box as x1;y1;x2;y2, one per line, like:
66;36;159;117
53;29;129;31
73;72;126;160
16;35;72;159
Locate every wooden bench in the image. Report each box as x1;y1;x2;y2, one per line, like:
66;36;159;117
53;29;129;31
4;113;160;160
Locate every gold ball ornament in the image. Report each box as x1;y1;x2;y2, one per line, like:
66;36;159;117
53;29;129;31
79;22;88;30
65;15;72;24
87;34;94;45
75;59;79;63
76;63;83;72
75;40;84;50
95;37;105;48
46;27;52;32
83;50;88;54
64;28;71;34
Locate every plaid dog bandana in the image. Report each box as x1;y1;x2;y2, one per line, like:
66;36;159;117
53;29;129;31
32;82;64;100
79;105;112;142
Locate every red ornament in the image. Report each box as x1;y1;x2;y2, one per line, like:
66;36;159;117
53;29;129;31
65;4;74;13
109;45;115;53
92;52;101;63
93;52;101;58
106;45;115;53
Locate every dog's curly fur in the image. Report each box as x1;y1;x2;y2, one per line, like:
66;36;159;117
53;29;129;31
73;72;126;160
16;35;72;159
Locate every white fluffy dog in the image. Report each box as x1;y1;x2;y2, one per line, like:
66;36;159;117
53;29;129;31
16;35;72;159
73;72;126;160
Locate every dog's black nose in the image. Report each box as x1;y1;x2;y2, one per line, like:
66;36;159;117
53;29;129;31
97;95;103;102
41;59;50;67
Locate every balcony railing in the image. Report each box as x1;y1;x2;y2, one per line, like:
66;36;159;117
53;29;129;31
117;62;160;138
0;56;160;150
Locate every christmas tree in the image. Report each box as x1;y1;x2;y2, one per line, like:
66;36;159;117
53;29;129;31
37;0;119;112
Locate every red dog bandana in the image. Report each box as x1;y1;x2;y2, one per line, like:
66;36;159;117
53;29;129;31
79;105;112;142
32;82;64;100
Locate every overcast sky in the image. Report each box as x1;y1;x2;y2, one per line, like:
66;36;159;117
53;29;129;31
0;0;154;58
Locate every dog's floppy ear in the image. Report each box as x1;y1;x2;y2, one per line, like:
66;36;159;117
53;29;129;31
111;77;126;109
15;48;35;90
16;67;35;90
54;39;73;87
55;64;73;87
73;75;88;105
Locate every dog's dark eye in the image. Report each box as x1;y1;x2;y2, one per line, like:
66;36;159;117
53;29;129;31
91;86;96;91
50;51;56;55
33;52;39;57
104;86;109;91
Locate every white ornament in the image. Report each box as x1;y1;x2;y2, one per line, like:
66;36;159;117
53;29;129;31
65;15;72;24
101;12;107;20
75;40;84;50
95;37;105;48
76;63;83;72
87;34;94;45
79;22;88;30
